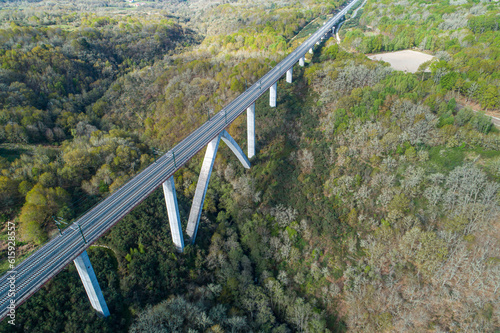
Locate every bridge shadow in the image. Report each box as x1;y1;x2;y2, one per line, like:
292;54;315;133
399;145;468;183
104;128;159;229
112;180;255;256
246;63;340;238
311;34;335;64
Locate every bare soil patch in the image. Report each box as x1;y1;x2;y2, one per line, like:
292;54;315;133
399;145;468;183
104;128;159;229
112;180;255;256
367;50;435;73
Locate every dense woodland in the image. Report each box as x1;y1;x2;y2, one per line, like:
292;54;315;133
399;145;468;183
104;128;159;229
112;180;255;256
1;0;500;332
343;0;500;111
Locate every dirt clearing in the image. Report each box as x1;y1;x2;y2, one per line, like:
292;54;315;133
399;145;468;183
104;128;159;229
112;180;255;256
367;50;435;73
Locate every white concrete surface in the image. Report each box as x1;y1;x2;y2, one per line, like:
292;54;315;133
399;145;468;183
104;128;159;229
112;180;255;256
73;251;110;317
186;135;220;243
162;176;184;252
286;67;293;83
221;130;250;169
247;103;255;158
270;82;277;107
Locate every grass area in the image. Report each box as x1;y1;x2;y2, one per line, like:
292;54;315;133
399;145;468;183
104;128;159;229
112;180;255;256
474;146;500;159
295;22;322;40
427;145;500;175
0;245;35;276
0;144;31;162
428;146;465;173
0;143;60;163
293;13;331;41
0;260;10;276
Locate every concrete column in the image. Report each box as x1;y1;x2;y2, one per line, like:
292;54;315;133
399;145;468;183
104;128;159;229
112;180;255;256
186;135;221;243
309;47;313;54
270;81;277;107
299;56;305;67
162;176;184;252
221;130;250;169
247;103;255;159
186;131;250;244
286;67;293;84
335;20;345;43
73;251;110;317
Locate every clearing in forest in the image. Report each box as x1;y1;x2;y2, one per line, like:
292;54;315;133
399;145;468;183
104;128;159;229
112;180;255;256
367;50;435;73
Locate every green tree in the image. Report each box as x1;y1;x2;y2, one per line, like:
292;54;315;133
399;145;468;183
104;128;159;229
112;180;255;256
19;184;70;243
455;107;473;126
415;231;448;278
470;112;492;134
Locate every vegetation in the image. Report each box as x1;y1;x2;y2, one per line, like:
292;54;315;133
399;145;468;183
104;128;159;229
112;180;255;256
1;0;499;332
342;0;500;111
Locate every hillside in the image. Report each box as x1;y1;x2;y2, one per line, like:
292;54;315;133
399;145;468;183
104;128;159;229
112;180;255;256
1;0;499;332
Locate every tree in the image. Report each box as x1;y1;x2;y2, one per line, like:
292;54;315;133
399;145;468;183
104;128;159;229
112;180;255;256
481;86;499;110
430;60;450;85
470;112;492;134
0;176;19;210
415;231;448;278
455;107;473;126
19;184;70;243
416;60;433;80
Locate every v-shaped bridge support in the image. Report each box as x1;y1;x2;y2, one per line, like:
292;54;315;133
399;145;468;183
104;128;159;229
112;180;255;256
163;130;250;252
186;130;250;244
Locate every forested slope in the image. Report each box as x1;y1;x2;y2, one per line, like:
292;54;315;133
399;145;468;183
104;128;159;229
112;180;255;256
0;0;499;332
342;0;500;111
0;11;200;247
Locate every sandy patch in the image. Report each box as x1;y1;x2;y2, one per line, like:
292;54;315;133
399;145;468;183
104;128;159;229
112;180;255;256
367;50;435;73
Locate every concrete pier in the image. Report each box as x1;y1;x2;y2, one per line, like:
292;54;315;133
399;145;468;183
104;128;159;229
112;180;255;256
186;130;250;243
73;251;110;317
335;21;345;44
286;67;293;83
299;57;305;67
309;47;313;54
247;103;255;158
162;176;184;252
221;130;250;169
270;82;277;107
186;135;221;243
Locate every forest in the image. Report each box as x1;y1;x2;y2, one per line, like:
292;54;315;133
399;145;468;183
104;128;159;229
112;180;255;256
342;0;500;111
0;0;499;332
